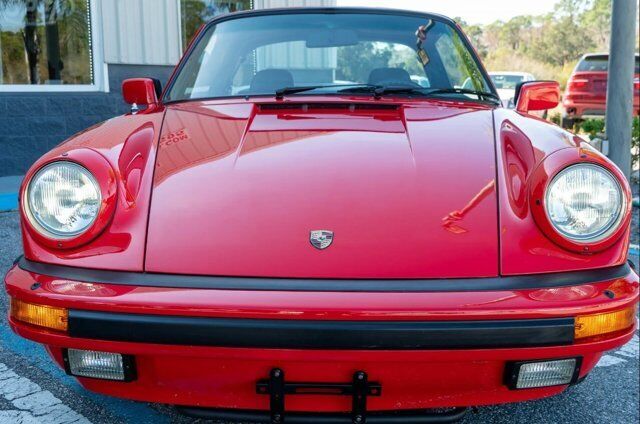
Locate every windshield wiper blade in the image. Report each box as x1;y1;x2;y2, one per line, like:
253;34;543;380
275;85;330;99
373;85;428;98
274;85;500;103
337;85;428;98
424;87;501;103
275;84;375;99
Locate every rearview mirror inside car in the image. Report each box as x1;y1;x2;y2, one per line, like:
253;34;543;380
306;29;359;48
514;81;560;114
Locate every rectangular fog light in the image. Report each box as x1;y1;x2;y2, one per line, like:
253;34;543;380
64;349;136;382
505;358;581;390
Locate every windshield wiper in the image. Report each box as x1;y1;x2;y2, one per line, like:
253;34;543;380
337;85;425;98
339;85;500;104
424;87;501;104
275;84;374;99
275;84;500;104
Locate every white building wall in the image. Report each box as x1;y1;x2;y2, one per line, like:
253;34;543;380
100;0;182;66
99;0;336;66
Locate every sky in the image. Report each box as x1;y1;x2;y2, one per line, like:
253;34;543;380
337;0;559;25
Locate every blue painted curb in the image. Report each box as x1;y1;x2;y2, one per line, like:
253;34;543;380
0;192;18;212
0;325;170;423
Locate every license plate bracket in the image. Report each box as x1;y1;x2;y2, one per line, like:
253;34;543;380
256;368;382;424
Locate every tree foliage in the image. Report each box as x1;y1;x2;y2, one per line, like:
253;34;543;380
457;0;623;86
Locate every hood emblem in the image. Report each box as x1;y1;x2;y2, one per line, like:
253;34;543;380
310;230;334;250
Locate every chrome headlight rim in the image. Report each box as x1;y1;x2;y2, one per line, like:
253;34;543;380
24;161;102;240
543;163;625;244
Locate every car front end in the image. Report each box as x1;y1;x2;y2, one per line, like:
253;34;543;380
4;8;639;423
6;257;638;421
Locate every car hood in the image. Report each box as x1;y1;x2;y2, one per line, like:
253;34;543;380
145;99;499;278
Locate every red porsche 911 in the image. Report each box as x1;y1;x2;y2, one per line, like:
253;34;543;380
4;8;638;423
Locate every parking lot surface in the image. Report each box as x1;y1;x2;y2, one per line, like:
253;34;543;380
1;210;638;423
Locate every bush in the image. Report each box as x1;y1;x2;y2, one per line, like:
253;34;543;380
580;118;605;138
579;117;639;167
549;112;561;125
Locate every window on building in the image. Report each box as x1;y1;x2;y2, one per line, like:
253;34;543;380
180;0;252;50
0;0;93;86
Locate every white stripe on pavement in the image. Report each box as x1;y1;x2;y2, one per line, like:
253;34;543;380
596;333;639;368
0;363;89;424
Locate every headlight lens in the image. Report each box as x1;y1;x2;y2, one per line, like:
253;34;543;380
545;164;623;242
26;162;101;238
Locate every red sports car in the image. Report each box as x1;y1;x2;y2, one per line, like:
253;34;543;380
4;8;638;423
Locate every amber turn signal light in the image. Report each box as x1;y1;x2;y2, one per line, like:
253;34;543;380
10;298;68;332
575;304;637;340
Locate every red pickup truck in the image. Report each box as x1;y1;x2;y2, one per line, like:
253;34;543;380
562;53;640;129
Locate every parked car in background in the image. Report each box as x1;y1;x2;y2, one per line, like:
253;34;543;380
563;53;640;129
489;71;536;108
4;7;638;423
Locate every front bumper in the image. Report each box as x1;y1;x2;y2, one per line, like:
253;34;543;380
4;259;639;413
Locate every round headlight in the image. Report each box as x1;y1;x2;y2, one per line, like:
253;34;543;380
25;162;101;238
545;164;623;242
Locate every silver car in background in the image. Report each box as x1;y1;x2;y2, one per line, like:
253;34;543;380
489;71;536;108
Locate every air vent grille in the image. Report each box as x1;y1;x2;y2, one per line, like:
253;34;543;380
259;103;399;112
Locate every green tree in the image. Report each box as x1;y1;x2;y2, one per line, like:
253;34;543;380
581;0;612;50
529;13;594;66
455;17;487;58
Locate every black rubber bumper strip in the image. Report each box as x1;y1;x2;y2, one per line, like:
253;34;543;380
68;310;574;349
177;406;468;423
17;257;632;292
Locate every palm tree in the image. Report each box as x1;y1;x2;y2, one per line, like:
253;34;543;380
0;0;42;83
0;0;81;84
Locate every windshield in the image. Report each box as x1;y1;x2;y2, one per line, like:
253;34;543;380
165;12;493;102
490;74;525;89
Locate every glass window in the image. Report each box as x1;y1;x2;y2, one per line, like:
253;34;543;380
0;0;93;86
180;0;252;50
166;12;492;102
229;41;428;95
577;55;640;73
490;74;525;89
576;56;609;72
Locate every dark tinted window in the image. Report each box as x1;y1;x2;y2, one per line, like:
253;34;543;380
577;55;640;73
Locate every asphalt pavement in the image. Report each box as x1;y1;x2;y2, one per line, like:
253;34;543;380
0;210;638;424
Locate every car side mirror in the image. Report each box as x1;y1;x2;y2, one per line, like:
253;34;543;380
514;81;560;114
122;78;162;113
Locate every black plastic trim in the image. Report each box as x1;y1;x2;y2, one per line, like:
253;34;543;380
18;257;632;293
177;406;468;423
67;310;574;349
